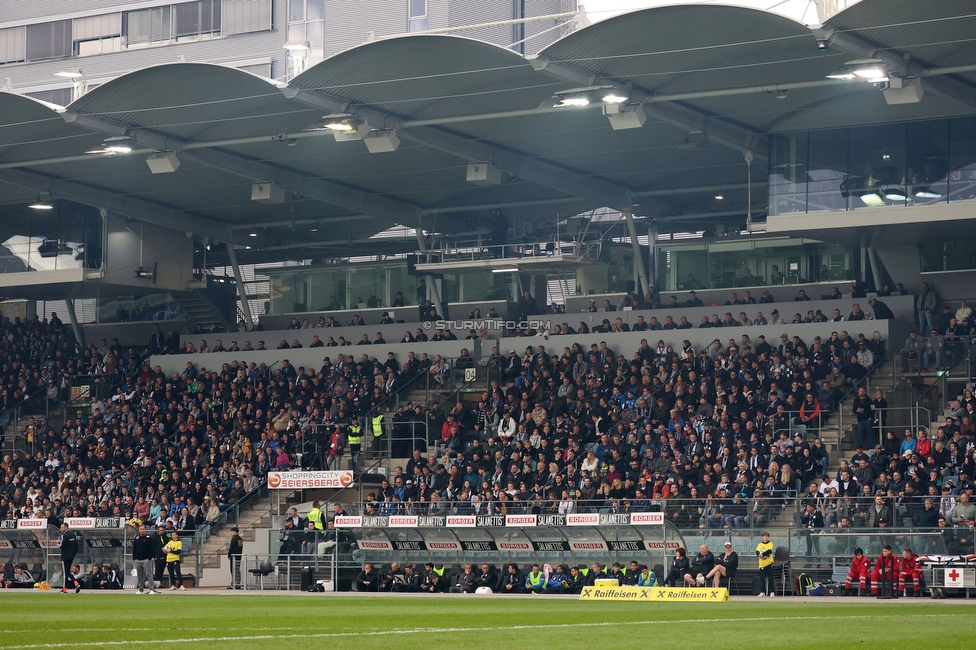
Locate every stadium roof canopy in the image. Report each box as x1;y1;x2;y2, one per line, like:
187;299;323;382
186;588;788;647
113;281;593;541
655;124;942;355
1;0;975;263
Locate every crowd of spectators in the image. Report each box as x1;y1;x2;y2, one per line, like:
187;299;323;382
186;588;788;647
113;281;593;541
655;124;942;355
337;327;901;531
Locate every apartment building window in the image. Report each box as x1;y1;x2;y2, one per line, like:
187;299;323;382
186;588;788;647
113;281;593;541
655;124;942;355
286;0;323;49
408;0;428;32
26;20;72;62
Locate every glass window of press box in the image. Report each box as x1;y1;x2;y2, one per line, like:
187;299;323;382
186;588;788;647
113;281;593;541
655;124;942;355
768;116;976;215
266;264;516;315
656;238;854;292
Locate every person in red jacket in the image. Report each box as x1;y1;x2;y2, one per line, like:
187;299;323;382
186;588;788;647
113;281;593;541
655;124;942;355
845;547;872;595
899;548;923;597
871;545;900;596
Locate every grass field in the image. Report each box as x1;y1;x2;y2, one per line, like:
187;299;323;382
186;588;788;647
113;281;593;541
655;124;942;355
0;593;966;649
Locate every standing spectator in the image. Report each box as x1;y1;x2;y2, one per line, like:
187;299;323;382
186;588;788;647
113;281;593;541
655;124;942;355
917;282;937;334
58;522;81;594
227;527;244;589
756;532;775;597
852;387;874;449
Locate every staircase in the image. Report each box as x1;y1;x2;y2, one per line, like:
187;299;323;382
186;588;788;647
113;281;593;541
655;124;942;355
196;487;302;585
172;288;235;331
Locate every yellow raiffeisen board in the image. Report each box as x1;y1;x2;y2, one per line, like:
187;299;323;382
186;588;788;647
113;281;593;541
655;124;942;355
579;586;730;602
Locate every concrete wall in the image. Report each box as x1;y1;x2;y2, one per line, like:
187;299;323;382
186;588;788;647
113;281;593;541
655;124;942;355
500;321;892;360
564;281;903;314
151;339;480;376
101;215;195;293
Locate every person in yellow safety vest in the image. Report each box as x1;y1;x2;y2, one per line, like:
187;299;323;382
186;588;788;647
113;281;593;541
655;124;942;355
525;563;546;594
371;413;384;449
347;422;362;463
307;501;324;531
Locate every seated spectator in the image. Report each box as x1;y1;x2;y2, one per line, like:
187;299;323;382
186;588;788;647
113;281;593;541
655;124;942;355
685;544;715;586
706;541;738;587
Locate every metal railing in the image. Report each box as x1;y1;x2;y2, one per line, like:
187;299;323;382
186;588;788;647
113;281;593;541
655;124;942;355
239;552;337;591
414;237;594;266
337;495;801;529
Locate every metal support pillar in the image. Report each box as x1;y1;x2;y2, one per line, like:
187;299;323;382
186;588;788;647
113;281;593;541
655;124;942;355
415;229;443;315
65;298;84;345
867;247;885;292
624;211;650;297
226;242;254;329
647;222;659;287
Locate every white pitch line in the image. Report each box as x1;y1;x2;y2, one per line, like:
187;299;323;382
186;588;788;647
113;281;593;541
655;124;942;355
1;613;960;649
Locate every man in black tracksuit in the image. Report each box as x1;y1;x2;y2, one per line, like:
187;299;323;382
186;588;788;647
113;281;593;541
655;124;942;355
152;526;169;589
58;523;80;593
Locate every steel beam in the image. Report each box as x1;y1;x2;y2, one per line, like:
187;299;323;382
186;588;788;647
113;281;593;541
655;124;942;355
284;88;644;213
62;112;418;226
0;168;243;245
529;56;763;158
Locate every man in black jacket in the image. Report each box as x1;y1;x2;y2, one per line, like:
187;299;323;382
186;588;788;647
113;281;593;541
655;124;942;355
153;525;169;590
475;563;497;592
58;523;81;594
498;563;524;594
228;527;244;590
132;524;158;594
689;544;716;585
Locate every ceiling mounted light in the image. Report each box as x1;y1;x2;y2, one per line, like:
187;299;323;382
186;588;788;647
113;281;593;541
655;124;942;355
827;59;889;83
602;92;629;104
86;135;133;155
859;192;885;207
28;194;54;210
491;267;518;273
714;195;724;200
249;232;258;237
776;89;789;100
915;189;942;199
883;188;908;202
307;114;371;142
555;96;590;107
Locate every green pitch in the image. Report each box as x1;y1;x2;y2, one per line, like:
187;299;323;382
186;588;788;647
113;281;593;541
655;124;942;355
0;594;964;649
